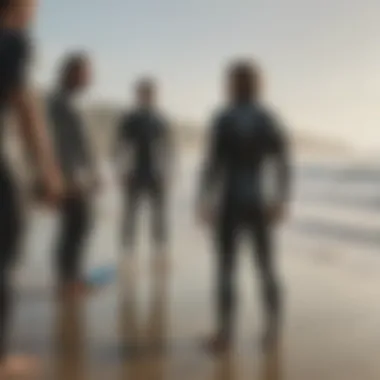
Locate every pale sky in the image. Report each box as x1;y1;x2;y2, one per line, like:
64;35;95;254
33;0;380;150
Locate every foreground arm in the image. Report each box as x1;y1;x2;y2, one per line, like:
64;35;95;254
8;37;63;203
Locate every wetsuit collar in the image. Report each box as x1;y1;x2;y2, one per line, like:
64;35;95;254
137;105;156;114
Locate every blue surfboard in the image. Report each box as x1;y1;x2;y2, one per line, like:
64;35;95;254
86;265;117;288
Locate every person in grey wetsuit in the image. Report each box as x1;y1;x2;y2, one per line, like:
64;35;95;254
197;60;291;352
47;52;99;298
115;78;174;258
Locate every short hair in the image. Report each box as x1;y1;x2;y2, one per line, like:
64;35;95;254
136;77;156;93
228;59;261;82
227;58;262;98
58;51;89;88
0;0;13;12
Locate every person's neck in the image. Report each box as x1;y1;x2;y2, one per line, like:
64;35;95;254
138;104;154;111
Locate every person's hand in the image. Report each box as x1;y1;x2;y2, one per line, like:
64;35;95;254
69;180;87;197
43;170;65;206
267;203;287;225
196;201;215;226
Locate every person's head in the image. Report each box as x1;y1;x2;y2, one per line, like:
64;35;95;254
227;59;262;103
135;77;156;108
0;0;38;29
59;52;92;94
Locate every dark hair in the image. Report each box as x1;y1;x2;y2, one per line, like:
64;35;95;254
0;0;12;13
228;59;260;82
227;59;262;99
59;51;88;89
136;77;156;93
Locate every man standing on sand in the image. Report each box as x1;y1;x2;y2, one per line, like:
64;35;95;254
0;0;63;375
114;78;174;270
197;60;291;353
47;52;101;299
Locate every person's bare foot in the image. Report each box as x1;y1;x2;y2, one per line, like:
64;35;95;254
203;333;232;355
0;355;41;378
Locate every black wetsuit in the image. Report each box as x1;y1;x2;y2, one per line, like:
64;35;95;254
116;108;172;249
0;28;30;360
199;102;290;336
47;92;94;284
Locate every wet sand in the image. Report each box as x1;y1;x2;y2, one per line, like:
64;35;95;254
8;152;380;379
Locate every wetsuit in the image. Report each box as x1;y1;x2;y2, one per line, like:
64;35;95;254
199;102;290;337
116;108;172;250
47;91;95;284
0;28;30;360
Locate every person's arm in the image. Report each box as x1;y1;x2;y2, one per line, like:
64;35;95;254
196;113;225;223
161;118;176;184
7;37;63;203
75;114;101;189
113;114;132;178
12;91;63;201
266;113;291;221
47;98;74;186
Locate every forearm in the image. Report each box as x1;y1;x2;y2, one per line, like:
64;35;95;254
164;134;176;180
14;90;61;184
113;117;130;170
273;135;291;204
276;159;291;204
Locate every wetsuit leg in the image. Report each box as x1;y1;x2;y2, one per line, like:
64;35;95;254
149;179;167;250
249;208;281;324
56;196;90;284
214;204;241;338
121;178;140;251
0;166;22;360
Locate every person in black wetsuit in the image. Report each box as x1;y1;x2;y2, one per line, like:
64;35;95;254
47;52;100;298
114;78;174;264
0;0;63;375
197;60;291;353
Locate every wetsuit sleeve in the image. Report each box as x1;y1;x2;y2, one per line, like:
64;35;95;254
76;115;97;175
3;34;30;94
198;112;226;204
266;113;292;204
114;114;133;155
113;113;134;176
161;118;176;176
47;99;76;183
